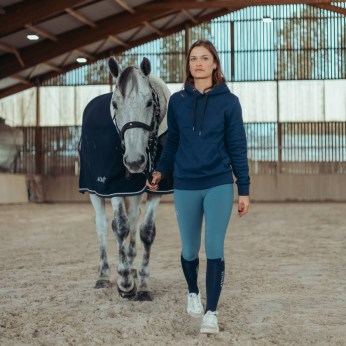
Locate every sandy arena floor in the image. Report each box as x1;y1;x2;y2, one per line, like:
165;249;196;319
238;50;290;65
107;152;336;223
0;201;345;346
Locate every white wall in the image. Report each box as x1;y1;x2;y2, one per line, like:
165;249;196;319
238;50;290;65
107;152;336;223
1;80;346;126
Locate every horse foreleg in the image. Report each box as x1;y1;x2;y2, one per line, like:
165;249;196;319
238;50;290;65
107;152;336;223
111;197;136;299
90;194;110;288
127;194;144;279
134;193;161;301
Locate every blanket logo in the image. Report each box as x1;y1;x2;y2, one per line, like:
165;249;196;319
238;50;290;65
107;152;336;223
97;176;106;183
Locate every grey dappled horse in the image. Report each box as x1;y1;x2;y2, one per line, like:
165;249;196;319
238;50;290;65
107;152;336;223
90;57;171;301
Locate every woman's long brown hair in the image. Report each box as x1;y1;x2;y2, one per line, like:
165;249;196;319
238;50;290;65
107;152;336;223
182;39;225;95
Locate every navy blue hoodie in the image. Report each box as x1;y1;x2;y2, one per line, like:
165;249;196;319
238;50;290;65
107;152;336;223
156;79;250;196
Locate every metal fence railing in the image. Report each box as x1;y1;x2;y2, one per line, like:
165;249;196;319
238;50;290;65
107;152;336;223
10;122;346;176
43;4;346;87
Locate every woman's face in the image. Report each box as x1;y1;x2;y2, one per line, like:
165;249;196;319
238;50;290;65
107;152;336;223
189;46;217;80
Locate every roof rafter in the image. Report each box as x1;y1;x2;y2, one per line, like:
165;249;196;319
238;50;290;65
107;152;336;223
113;0;135;14
0;7;243;99
28;65;41;80
25;24;58;41
0;1;175;79
65;8;97;28
74;49;94;60
0;0;88;37
160;12;182;31
311;3;346;16
41;62;63;73
143;21;163;36
181;9;198;24
141;0;346;10
109;35;130;48
0;42;25;67
9;75;30;85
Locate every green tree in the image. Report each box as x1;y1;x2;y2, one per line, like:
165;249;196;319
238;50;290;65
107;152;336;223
276;5;346;80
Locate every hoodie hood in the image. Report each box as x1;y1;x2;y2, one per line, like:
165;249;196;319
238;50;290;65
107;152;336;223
184;79;230;135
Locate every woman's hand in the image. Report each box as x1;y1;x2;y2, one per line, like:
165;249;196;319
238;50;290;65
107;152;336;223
146;171;163;191
238;196;250;217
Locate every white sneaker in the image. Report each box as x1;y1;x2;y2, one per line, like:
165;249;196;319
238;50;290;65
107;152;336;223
187;292;204;317
200;311;219;334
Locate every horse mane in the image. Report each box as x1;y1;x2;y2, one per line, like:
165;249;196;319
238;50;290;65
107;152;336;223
118;66;139;99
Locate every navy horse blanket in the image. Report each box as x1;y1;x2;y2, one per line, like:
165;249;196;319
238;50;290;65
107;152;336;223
79;92;174;198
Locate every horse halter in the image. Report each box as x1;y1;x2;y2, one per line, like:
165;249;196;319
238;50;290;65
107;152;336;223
113;82;161;183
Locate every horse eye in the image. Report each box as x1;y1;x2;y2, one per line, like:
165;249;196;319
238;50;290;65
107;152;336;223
146;100;153;107
112;101;118;109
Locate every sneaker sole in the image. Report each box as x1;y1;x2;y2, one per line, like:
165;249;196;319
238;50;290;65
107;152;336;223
200;326;219;334
187;309;204;317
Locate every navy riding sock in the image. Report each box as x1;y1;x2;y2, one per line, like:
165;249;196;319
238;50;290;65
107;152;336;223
205;257;225;313
181;254;199;295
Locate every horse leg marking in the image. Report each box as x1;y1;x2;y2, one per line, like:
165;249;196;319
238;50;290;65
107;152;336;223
127;194;144;278
111;197;135;294
90;195;110;288
136;194;161;295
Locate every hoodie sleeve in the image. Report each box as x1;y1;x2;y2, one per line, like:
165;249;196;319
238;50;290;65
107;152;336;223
155;98;180;178
225;96;250;196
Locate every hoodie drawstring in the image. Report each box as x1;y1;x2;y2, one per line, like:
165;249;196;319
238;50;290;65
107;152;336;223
199;94;209;135
192;90;197;131
192;89;209;135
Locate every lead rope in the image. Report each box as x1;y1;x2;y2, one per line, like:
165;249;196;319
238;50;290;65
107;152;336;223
144;84;161;184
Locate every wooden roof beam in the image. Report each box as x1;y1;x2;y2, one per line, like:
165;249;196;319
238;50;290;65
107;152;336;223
0;6;243;99
113;0;135;14
0;0;87;37
25;24;58;41
0;42;25;67
60;51;75;67
9;75;30;84
143;21;163;36
0;1;174;79
311;3;346;16
109;35;130;48
141;0;346;10
28;65;41;80
65;8;97;27
160;11;182;31
181;9;198;24
74;49;94;60
41;62;63;73
127;25;145;42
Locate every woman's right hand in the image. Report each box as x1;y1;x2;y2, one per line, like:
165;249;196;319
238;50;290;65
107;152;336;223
146;172;163;191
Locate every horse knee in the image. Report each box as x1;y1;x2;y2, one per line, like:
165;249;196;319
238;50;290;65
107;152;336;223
95;214;108;227
112;204;130;241
140;223;156;247
112;219;130;241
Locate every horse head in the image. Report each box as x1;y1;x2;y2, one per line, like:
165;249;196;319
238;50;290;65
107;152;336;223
108;56;158;174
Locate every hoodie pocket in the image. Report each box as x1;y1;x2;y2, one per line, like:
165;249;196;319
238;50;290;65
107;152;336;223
218;142;232;167
174;140;228;178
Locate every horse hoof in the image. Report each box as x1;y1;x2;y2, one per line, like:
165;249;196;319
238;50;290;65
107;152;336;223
131;269;137;278
118;282;137;300
134;291;153;302
94;279;110;289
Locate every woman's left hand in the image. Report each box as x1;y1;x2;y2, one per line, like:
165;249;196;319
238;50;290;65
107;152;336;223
238;196;250;217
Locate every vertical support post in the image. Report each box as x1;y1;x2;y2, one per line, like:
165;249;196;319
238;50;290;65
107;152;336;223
35;78;43;175
110;74;113;93
230;21;235;82
185;22;189;58
276;80;282;175
183;22;189;82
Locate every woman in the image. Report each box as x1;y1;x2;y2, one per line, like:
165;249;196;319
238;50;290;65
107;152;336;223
146;39;250;334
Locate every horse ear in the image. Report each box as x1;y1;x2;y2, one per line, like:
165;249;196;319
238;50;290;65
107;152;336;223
140;57;151;76
108;57;122;79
